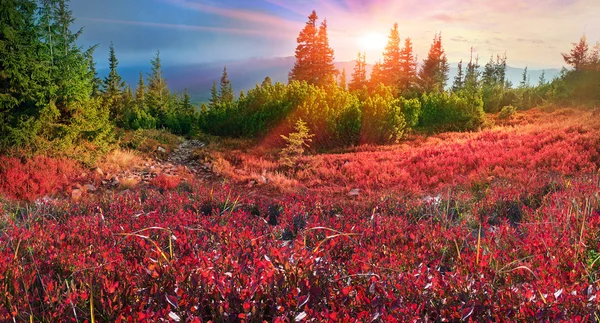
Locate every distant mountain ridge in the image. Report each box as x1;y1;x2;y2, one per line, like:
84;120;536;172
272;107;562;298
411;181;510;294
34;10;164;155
100;57;561;104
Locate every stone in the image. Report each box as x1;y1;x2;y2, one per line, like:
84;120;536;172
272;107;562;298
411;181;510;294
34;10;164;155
348;188;360;197
71;189;83;201
94;167;104;177
84;184;97;192
258;175;269;184
157;146;167;154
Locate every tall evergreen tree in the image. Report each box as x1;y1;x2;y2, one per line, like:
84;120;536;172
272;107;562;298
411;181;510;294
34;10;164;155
562;35;589;71
146;50;170;122
219;66;234;104
288;11;337;87
135;70;145;109
452;60;464;92
370;61;384;89
464;48;480;92
86;48;101;98
103;42;124;98
314;19;337;86
261;76;272;88
289;11;319;84
520;66;528;88
349;52;367;92
339;68;347;90
181;88;193;114
382;23;402;87
418;33;449;93
398;37;417;94
209;81;219;108
538;70;547;86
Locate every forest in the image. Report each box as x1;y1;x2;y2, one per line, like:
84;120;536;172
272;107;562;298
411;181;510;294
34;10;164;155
1;0;600;321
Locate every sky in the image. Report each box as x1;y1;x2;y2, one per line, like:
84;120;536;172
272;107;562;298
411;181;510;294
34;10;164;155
70;0;600;70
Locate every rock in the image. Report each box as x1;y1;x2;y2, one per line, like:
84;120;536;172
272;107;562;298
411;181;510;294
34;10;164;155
94;167;104;177
111;177;120;187
248;180;257;188
71;189;83;201
348;188;360;197
258;175;269;184
157;146;167;154
84;184;97;192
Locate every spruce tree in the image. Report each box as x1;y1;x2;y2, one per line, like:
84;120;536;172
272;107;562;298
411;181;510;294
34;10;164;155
452;60;464;92
289;11;319;84
538;70;547;86
339;68;347;90
315;19;337;86
289;11;337;87
135;70;145;109
349;52;367;92
464;48;480;92
262;76;272;88
418;33;449;93
370;61;384;89
520;66;528;88
399;37;417;94
181;88;194;114
382;23;402;87
86;48;101;98
103;42;124;99
209;81;219;108
562;35;589;71
219;66;234;104
146;50;170;123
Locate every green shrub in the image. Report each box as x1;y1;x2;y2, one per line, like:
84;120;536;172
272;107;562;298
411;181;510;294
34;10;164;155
420;91;486;132
498;105;517;120
279;118;314;168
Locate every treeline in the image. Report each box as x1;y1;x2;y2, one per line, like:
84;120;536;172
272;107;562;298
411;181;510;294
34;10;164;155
2;3;600;159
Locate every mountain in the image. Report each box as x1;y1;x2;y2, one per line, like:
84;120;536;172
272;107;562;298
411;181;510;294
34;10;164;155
101;57;561;104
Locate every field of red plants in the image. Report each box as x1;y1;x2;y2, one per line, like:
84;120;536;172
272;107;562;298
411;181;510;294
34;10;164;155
1;108;600;321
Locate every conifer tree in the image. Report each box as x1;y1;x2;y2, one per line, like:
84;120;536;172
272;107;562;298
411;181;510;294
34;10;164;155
339;68;347;90
520;66;528;88
452;60;464;92
135;71;145;109
562;35;589;71
146;50;170;121
87;49;101;98
103;42;124;98
382;23;402;87
349;52;367;92
289;11;319;84
219;66;234;104
370;61;385;89
538;70;547;86
209;81;219;109
182;88;194;114
399;37;417;94
418;33;449;93
464;48;480;92
289;11;337;87
314;19;338;86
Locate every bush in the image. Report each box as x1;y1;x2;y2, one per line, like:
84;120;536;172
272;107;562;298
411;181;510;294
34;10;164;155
498;105;517;120
0;156;81;202
420;91;486;132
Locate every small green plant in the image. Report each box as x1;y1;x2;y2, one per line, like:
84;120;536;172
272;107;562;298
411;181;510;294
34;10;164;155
498;105;517;120
279;118;314;169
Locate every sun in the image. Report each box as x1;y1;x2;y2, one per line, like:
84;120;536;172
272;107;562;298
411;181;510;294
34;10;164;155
358;32;387;51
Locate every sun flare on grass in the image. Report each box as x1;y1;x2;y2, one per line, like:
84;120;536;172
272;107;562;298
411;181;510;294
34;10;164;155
358;32;387;51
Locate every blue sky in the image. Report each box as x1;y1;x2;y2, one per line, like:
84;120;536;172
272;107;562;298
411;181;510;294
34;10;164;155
71;0;600;70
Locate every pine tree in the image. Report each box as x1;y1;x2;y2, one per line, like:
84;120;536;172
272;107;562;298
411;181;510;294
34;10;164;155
135;70;145;109
562;35;589;71
289;11;337;87
382;23;402;87
289;11;319;84
339;68;347;90
181;88;194;114
349;52;367;92
418;33;449;93
520;66;528;88
86;48;101;98
314;19;337;86
538;70;547;86
219;66;234;104
464;48;480;92
103;42;124;98
399;37;417;94
370;61;384;89
209;81;219;109
452;60;464;92
146;50;170;121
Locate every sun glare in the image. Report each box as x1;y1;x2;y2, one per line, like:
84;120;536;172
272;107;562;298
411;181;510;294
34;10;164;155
358;32;387;51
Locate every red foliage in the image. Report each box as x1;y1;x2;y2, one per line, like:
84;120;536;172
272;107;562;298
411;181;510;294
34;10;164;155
150;174;182;190
0;156;81;202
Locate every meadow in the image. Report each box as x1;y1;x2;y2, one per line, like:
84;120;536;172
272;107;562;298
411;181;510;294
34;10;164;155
1;107;599;322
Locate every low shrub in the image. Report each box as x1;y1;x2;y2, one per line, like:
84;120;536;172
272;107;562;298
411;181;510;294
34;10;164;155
498;105;517;120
